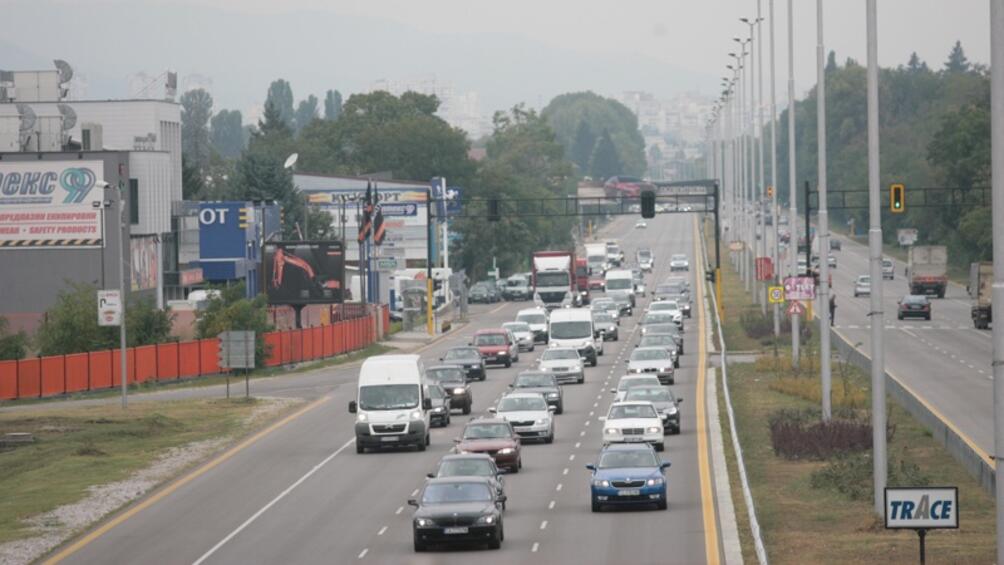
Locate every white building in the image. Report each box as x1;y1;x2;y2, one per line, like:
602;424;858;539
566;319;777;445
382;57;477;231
368;76;487;139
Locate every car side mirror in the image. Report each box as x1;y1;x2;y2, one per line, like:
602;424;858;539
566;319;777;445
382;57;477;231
548;405;557;412
426;473;435;479
348;401;357;414
423;398;432;410
585;464;596;471
488;407;497;414
497;494;507;504
660;462;672;470
438;357;444;362
610;389;617;394
623;359;628;363
677;398;684;403
468;342;473;346
407;498;419;507
508;384;514;388
453;437;461;443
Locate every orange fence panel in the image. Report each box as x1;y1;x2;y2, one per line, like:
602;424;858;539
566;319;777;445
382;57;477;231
323;325;334;358
111;349;137;387
65;353;89;393
0;360;17;400
290;331;303;363
89;350;112;390
264;332;282;367
301;328;313;360
179;342;201;378
281;331;292;365
157;342;179;381
333;322;344;355
312;327;324;360
40;355;65;397
135;345;157;383
199;339;220;375
18;358;41;398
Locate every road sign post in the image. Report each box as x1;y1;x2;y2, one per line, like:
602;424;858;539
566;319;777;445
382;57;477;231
97;290;122;327
219;331;256;398
884;486;958;564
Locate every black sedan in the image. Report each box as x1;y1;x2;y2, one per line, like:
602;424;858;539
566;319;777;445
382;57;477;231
898;294;932;321
410;477;505;551
427;453;506;507
427;365;473;414
440;347;486;381
509;371;564;414
428;383;452;427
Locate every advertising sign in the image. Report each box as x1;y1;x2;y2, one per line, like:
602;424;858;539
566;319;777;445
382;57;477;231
180;268;204;286
784;276;816;300
97;290;122;326
0;160;105;248
897;228;919;247
755;257;774;281
263;241;345;305
884;487;958;529
130;236;160;291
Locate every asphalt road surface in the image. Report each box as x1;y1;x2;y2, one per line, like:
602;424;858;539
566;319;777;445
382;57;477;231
46;212;721;565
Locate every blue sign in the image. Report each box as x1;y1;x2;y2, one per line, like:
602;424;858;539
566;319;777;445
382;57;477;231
446;187;463;215
382;203;419;217
430;177;447;222
198;202;251;282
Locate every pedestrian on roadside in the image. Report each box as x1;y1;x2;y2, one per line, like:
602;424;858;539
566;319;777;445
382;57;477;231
829;294;837;327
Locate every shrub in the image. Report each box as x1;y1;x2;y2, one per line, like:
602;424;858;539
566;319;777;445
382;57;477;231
768;376;868;410
768;408;890;460
196;283;272;367
0;316;29;360
740;308;774;340
811;452;932;501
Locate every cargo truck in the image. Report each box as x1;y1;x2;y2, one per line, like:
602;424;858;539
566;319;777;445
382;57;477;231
532;250;576;309
907;245;948;298
574;258;591;305
969;261;992;329
584;243;607;274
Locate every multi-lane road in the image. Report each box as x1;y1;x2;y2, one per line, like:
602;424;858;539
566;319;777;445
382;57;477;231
45;213;722;564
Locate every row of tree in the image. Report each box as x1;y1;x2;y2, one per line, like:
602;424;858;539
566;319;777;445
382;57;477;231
766;41;991;267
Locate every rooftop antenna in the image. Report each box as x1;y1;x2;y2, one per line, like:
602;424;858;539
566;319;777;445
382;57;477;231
57;103;77;146
16;104;36;150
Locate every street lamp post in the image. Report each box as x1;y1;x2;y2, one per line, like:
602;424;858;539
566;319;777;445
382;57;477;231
990;1;1004;560
769;0;781;337
816;0;832;422
787;0;800;365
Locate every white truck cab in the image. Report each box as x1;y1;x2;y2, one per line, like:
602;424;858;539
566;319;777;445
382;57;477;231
548;308;600;367
349;354;432;453
604;269;636;307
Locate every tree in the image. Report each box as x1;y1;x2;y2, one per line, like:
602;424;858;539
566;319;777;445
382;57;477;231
195;283;271;366
541;92;646;177
0;316;28;360
826;50;838;73
257;100;292;139
324;90;343;120
294;95;319;134
232;151;302;239
182;156;206;200
210;109;245;158
266;79;295;129
589;129;622;180
944;40;970;73
907;52;929;73
180;89;214;169
570;120;596;174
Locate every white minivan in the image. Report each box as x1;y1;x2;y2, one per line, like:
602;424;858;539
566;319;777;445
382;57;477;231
349;354;432;453
548;308;600;367
604;269;636;307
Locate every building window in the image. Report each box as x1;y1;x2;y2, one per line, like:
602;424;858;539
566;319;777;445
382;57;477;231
82;129;91;151
129;179;139;225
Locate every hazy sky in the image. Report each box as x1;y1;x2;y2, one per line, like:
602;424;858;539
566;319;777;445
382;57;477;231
1;0;991;117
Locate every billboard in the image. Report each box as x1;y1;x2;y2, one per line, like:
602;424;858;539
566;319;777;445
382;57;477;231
0;160;105;248
198;202;251;281
263;241;345;304
130;236;160;291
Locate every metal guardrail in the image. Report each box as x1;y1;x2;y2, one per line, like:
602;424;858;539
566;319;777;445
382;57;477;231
700;217;770;565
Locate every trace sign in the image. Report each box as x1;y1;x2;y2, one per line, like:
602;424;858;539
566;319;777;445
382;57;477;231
885;486;958;565
783;276;816;301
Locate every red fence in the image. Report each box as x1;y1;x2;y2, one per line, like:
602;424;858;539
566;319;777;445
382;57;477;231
0;305;387;401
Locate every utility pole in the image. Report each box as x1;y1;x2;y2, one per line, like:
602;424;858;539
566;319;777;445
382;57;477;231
756;3;767;315
816;0;832;422
769;0;781;336
118;184;128;409
866;0;887;517
988;0;1004;559
787;0;800;365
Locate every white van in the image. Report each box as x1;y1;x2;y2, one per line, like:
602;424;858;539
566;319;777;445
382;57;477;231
604;269;636;307
548;308;600;367
348;354;432;453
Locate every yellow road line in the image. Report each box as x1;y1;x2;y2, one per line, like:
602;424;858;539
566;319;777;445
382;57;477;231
693;216;721;565
43;395;333;564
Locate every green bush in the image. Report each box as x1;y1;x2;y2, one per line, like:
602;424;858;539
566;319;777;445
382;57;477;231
811;452;932;501
0;316;28;360
195;283;272;366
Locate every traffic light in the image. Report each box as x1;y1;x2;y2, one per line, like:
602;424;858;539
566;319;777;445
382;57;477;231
767;186;774;199
488;198;500;221
890;183;905;213
641;190;656;219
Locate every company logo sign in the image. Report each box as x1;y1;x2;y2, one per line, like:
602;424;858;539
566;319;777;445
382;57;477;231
884;487;958;530
0;163;99;206
0;161;105;249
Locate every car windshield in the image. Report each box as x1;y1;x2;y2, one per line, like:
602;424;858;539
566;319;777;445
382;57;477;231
428;386;446;400
542;349;579;361
638;251;652;259
438;459;496;478
428;368;465;384
537;272;570;287
608;404;658;419
463;423;512;439
625;387;673;403
904;296;928;304
647;324;680;336
671;255;687;262
640;336;674;347
643;313;673;325
858;276;870;284
598;449;659;469
606;278;632;290
517;313;546;325
358;384;420;410
550;321;591;339
474;334;507;346
618;377;659;391
650;302;679;311
422;482;493;504
631;349;671;362
610;294;630;305
503;322;530;333
593;313;613;324
498;396;547;412
443;348;479;361
883;260;893;267
515;374;555;387
656;284;684;295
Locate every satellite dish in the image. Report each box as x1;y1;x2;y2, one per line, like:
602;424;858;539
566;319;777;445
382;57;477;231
16;104;36;131
57;104;77;130
283;153;299;170
53;60;74;83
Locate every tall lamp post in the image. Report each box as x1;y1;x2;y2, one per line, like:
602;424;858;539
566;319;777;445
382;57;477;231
816;0;832;422
768;0;781;336
990;1;1004;560
787;0;800;365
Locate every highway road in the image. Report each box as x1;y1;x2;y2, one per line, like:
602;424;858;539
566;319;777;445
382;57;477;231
45;212;722;565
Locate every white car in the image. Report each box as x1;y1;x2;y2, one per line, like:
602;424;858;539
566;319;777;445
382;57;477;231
827;254;837;269
610;375;663;401
625;347;675;385
854;275;871;297
537;347;586;384
502;321;535;352
646;300;683;326
516;308;550;344
635;220;647;229
490;392;556;443
669;254;690;272
640;311;680;336
601;401;665;451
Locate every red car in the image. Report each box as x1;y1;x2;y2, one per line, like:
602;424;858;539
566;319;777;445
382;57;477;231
588;275;606;291
455;418;522;473
471;329;519;367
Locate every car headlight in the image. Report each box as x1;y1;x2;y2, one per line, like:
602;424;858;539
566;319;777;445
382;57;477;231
498;447;515;455
433;407;444;413
410;410;423;421
535;418;548;425
666;406;678;415
593;479;610;487
604;428;619;435
647;477;664;486
628;368;641;373
646;426;661;434
453;388;466;395
415;518;434;527
547;392;559;398
356;413;368;423
476;515;497;525
498;351;508;356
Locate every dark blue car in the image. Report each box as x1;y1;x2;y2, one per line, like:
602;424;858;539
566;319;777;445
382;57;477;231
585;443;670;512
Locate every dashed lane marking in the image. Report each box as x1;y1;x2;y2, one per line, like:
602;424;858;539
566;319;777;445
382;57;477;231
532;542;540;553
377;526;387;536
358;548;368;559
556;483;563;492
395;506;404;515
540;520;548;530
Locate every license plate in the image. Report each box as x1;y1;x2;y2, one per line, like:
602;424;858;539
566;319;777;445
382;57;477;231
618;489;641;496
444;527;469;534
380;436;399;442
624;437;644;442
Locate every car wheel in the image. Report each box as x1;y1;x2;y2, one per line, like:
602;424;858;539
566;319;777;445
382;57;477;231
672;427;681;435
446;413;451;426
926;314;932;321
511;461;520;474
505;360;512;368
463;402;472;415
530;344;535;352
591;499;602;512
488;527;502;550
426;433;431;446
613;334;619;341
668;378;675;385
657;499;668;510
414;538;426;552
578;375;585;384
417;438;427;452
556;403;564;415
655;442;664;452
674;359;680;368
545;431;554;444
898;314;903;320
356;443;365;454
590;357;597;367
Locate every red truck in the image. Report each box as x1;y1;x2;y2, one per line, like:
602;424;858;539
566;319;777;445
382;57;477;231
575;258;591;305
603;176;655;199
533;250;577;309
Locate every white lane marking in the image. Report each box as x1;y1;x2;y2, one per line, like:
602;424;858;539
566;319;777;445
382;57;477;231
580;430;586;437
540;520;548;530
411;488;419;497
584;420;590;427
395;506;404;515
589;411;594;417
377;526;387;536
191;437;356;565
556;483;563;491
575;441;581;449
569;454;576;461
563;468;569;475
548;500;556;510
593;402;599;408
532;542;540;553
358;548;368;559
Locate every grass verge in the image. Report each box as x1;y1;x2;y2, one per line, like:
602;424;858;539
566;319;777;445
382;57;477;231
0;397;290;545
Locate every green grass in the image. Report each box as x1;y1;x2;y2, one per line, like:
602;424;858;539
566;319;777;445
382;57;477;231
717;257;775;352
0;398;283;544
